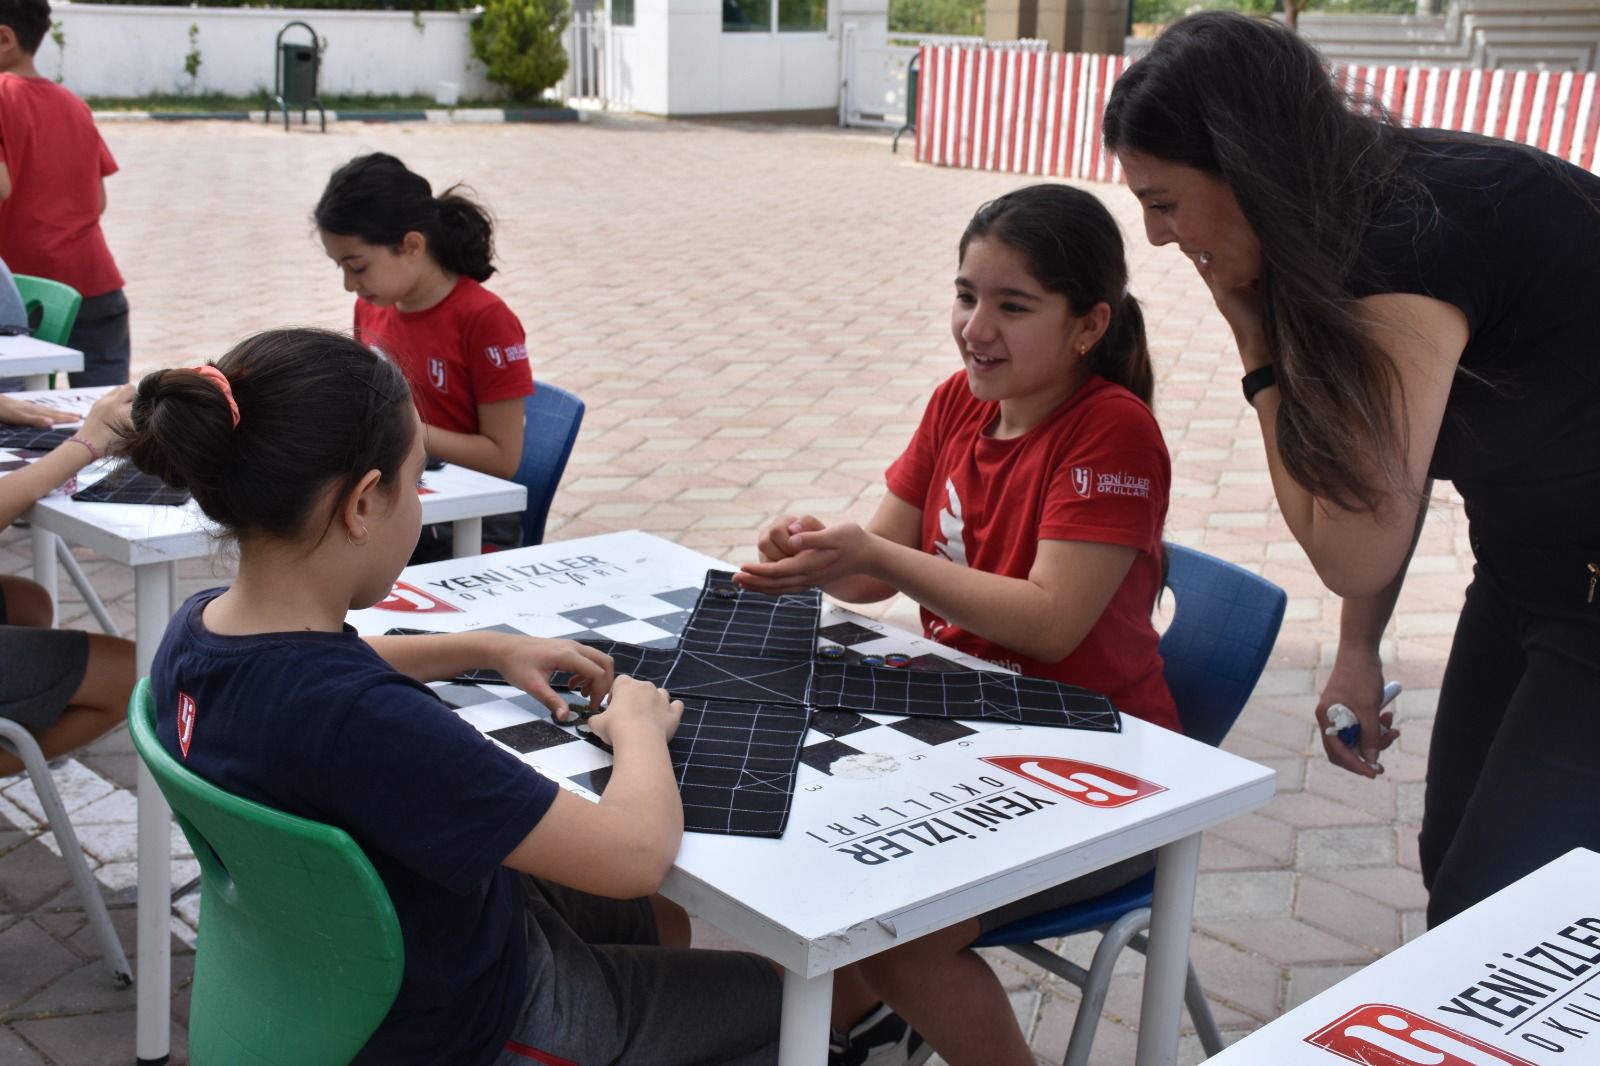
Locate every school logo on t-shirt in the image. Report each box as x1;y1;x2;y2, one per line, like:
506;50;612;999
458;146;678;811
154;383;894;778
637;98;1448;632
484;343;528;369
980;756;1166;809
427;358;448;392
375;582;463;614
176;691;197;759
1305;1004;1535;1065
933;479;969;567
1072;466;1092;498
1096;471;1151;498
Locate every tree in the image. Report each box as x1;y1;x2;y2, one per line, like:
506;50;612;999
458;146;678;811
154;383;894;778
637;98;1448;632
470;0;570;103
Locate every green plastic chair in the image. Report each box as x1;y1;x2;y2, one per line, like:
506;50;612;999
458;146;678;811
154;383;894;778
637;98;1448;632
13;274;81;345
128;679;405;1066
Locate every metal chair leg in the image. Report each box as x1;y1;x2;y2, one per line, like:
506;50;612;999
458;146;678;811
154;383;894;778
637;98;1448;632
55;539;121;637
0;721;133;987
1063;908;1151;1066
1185;960;1223;1056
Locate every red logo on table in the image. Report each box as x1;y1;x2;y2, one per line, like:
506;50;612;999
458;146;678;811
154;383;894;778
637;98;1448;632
176;692;196;759
981;756;1165;808
375;582;462;614
1306;1004;1535;1065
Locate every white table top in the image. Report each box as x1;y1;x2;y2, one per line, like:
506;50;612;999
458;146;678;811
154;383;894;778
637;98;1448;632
1208;848;1600;1066
0;335;83;376
25;460;526;568
348;529;1278;977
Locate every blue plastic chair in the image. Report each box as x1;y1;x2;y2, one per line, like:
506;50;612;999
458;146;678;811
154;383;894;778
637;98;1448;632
971;543;1287;1066
515;382;585;546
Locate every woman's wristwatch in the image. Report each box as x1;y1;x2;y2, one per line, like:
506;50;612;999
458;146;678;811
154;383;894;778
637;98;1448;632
1242;365;1277;407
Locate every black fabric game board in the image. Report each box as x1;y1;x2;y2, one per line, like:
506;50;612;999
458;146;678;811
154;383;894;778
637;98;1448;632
397;570;1121;839
70;463;192;506
0;426;74;452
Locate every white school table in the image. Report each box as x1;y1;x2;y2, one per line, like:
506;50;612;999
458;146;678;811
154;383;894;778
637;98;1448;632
345;529;1277;1066
14;435;526;1065
0;335;83;390
1205;848;1600;1066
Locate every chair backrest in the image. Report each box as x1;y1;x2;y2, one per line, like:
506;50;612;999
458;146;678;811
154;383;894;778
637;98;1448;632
127;679;404;1066
515;381;586;546
1157;543;1287;748
14;275;82;345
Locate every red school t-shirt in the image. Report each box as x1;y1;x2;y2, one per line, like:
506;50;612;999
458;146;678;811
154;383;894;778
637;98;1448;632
0;75;123;298
885;372;1179;732
353;277;534;434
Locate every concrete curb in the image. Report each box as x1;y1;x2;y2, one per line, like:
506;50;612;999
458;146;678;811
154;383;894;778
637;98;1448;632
92;106;582;124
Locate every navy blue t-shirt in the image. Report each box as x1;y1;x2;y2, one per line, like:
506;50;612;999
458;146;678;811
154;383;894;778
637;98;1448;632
152;590;559;1065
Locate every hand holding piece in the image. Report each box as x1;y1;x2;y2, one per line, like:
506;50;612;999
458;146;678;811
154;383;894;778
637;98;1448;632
581;675;683;747
487;635;614;721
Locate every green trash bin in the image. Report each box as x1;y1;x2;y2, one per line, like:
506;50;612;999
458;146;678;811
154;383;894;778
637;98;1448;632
893;52;920;154
269;20;325;132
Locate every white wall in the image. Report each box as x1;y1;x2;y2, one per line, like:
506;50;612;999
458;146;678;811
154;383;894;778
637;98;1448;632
37;2;497;100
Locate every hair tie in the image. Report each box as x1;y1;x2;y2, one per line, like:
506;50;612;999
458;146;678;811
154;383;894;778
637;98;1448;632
191;365;240;428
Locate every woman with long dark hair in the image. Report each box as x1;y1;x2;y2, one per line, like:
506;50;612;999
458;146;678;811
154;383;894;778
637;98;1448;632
1105;10;1600;926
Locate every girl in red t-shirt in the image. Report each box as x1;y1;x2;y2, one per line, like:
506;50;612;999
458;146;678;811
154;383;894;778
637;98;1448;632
315;154;533;486
737;184;1174;1066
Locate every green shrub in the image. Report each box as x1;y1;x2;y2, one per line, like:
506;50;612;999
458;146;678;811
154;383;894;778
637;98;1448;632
470;0;570;103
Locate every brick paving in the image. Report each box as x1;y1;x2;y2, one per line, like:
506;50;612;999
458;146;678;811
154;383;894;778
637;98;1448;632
0;115;1470;1064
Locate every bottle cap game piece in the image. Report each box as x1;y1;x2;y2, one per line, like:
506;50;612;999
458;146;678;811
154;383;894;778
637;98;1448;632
818;645;846;660
715;585;738;599
884;653;911;668
860;654;885;667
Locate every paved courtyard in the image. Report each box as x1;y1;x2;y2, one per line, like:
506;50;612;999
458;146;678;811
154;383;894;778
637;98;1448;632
0;115;1471;1065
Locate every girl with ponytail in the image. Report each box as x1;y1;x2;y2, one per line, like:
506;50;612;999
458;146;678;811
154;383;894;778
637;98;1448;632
316;153;532;556
735;184;1174;1066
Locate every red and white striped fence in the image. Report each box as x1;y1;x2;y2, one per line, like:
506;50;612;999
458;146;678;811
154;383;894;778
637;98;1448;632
914;45;1600;180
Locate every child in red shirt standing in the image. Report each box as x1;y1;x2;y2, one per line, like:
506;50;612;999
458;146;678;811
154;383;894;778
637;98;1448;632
316;153;533;556
0;0;129;387
738;184;1176;1066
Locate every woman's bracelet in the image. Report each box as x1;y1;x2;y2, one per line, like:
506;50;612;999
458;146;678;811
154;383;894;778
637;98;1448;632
66;435;103;462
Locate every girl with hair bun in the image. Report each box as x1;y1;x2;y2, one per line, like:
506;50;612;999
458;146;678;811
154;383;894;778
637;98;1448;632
316;153;533;557
738;184;1175;1066
129;328;789;1066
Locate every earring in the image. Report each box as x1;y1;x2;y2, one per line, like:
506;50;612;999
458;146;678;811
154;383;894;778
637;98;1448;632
348;528;369;547
1078;345;1088;356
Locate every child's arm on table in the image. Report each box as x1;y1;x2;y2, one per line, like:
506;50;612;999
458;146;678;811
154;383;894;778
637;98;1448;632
365;630;613;718
0;395;78;428
0;385;133;528
741;492;1137;664
504;675;686;898
420;397;523;479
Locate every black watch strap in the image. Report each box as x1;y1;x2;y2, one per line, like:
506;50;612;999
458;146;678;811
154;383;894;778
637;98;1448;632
1242;365;1277;406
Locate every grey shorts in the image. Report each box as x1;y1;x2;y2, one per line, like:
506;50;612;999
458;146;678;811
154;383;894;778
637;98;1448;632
0;622;89;731
496;877;781;1066
978;850;1157;934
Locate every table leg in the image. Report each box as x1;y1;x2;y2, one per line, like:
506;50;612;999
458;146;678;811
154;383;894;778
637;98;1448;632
453;517;484;558
777;969;833;1066
133;563;174;1065
22;373;48;391
30;527;59;622
1135;831;1203;1066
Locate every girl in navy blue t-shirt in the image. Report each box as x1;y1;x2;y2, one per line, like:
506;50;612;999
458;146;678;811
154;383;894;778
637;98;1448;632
125;329;783;1066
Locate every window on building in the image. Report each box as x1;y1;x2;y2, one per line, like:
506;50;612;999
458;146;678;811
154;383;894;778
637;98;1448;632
611;0;635;26
723;0;826;32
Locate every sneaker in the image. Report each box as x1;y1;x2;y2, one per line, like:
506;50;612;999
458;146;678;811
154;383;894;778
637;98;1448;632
827;1003;927;1066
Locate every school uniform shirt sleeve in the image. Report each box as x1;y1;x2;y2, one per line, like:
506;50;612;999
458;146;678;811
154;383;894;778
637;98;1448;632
96;131;117;179
463;298;535;407
885;374;962;509
325;678;558;896
1037;392;1168;554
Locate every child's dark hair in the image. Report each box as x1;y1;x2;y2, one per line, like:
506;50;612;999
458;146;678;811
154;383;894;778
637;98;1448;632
959;184;1154;407
121;329;415;543
314;152;497;283
0;0;52;55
